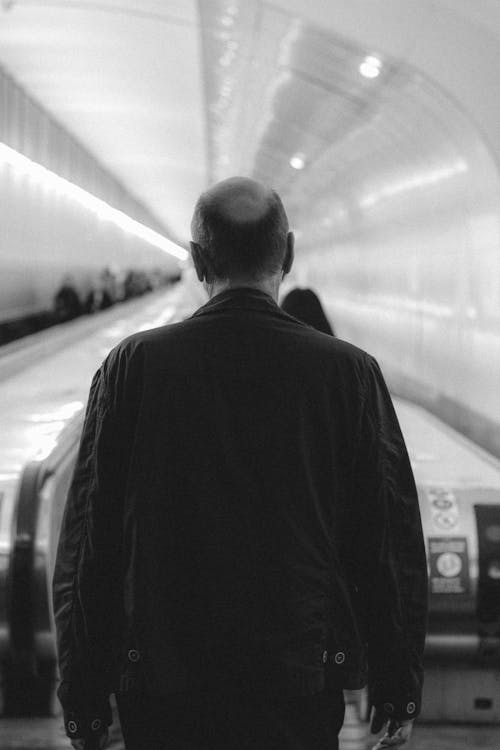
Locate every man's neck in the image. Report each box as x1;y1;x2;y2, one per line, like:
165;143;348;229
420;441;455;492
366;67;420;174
206;275;281;302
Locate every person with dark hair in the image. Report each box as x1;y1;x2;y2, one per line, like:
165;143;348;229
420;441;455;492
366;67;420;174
281;287;335;336
53;176;427;750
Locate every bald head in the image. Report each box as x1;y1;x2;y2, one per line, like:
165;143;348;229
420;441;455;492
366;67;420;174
191;176;290;282
200;177;274;224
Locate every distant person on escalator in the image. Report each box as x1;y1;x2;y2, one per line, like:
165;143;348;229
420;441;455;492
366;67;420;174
53;176;427;750
53;275;82;322
85;273;114;314
281;287;335;336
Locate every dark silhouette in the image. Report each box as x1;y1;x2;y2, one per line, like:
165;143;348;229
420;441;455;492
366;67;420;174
53;177;427;750
53;276;82;322
85;268;116;314
123;269;153;300
281;287;335;336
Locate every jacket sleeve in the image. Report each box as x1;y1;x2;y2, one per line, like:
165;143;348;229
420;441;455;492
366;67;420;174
348;356;428;721
52;344;139;740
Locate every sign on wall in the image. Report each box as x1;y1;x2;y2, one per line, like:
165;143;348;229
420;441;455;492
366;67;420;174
428;536;470;595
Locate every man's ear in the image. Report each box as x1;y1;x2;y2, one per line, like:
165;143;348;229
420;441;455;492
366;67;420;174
190;241;208;282
282;231;295;276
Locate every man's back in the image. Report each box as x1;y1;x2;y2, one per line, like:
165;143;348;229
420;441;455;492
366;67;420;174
119;289;367;688
71;286;421;703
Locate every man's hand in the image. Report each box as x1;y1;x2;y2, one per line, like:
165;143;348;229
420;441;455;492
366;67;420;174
70;728;109;750
371;707;413;748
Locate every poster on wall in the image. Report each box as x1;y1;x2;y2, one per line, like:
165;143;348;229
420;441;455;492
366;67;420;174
428;536;470;595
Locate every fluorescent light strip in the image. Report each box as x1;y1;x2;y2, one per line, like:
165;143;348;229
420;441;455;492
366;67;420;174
359;160;469;209
0;142;188;261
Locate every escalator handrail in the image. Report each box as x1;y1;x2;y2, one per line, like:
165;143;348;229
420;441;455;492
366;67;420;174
7;412;84;662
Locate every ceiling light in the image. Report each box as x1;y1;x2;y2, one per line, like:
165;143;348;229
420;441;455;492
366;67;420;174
290;153;306;170
359;55;382;79
0;142;188;261
221;14;234;27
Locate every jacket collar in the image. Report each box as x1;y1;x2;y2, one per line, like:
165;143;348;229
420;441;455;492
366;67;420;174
191;286;282;319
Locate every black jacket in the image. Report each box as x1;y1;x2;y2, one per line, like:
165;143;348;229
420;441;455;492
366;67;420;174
53;287;428;740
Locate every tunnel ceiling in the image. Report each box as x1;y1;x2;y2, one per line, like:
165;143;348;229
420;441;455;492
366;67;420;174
0;0;500;245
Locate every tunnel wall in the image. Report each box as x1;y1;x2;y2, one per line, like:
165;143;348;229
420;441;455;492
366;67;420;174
0;66;166;230
0;66;179;324
291;68;500;458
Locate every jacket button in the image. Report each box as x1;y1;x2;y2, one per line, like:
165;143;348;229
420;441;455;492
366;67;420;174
384;702;395;714
406;701;416;715
128;649;140;662
67;721;78;734
322;649;328;664
91;719;102;731
334;651;345;665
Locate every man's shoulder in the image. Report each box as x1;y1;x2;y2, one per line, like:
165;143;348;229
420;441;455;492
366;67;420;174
103;318;194;373
119;318;192;349
292;321;373;369
316;330;369;360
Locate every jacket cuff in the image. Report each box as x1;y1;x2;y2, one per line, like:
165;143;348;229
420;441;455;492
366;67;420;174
369;651;423;720
371;692;420;721
58;680;112;739
63;702;112;740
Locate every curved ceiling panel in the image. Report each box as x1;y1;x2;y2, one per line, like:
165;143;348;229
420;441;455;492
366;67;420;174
270;0;500;161
199;1;498;227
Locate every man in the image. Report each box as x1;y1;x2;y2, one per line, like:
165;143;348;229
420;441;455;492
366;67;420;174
53;177;428;750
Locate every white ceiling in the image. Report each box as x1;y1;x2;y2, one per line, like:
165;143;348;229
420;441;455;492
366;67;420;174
1;0;500;245
267;0;500;161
